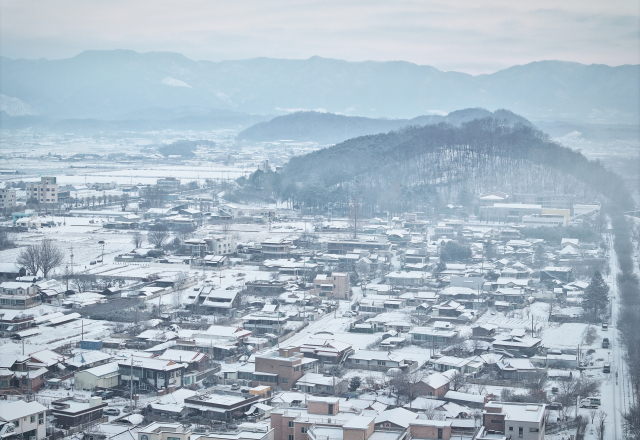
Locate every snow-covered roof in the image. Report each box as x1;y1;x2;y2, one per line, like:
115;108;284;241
0;400;47;421
375;407;418;428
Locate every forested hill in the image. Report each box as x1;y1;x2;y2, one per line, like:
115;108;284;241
237;116;632;212
236;108;531;144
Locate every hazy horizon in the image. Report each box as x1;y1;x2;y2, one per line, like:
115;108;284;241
1;0;638;75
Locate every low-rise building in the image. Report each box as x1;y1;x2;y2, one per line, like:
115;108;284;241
253;349;319;391
481;402;546;440
312;273;350;300
0;400;47;440
0;282;40;309
118;355;187;393
414;372;451;398
137;422;192;440
74;362;120;390
51;396;108;429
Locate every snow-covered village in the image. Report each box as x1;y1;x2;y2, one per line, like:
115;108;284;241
0;126;637;440
1;3;639;440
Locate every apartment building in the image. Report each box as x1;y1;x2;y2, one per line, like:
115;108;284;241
26;177;58;204
0;187;16;209
157;177;180;192
312;273;350;300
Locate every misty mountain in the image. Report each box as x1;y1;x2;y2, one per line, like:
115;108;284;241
234;115;631;212
0;109;272;133
1;50;637;123
237;108;531;144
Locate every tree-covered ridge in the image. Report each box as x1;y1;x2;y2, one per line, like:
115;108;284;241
277;117;633;211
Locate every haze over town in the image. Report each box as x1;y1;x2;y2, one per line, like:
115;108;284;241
0;3;638;440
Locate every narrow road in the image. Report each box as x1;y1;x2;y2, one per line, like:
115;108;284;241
604;232;629;440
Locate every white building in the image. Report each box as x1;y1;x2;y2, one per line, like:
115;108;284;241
0;187;16;209
74;362;120;390
0;400;48;440
26;177;58;204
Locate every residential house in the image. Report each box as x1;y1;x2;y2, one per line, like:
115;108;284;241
345;350;417;372
192;287;240;315
414;372;451;398
184;393;260;421
294;339;353;365
118;355;187;393
0;400;47;440
540;267;574;283
136;422;192;440
495;359;538;381
0;264;26;280
386;271;425;287
0;354;47;392
409;420;453;440
492;332;542;357
242;311;289;336
481;402;546;440
0;310;34;336
253;349;318;390
432;356;483;375
410;327;459;346
0;282;40;309
295;372;347;395
375;407;418;430
471;324;498;338
245;281;288;296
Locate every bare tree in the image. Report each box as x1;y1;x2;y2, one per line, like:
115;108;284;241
17;239;64;278
17;244;39;276
595;411;607;440
449;371;467;392
131;231;144;248
148;224;170;248
38;240;65;278
423;401;440;420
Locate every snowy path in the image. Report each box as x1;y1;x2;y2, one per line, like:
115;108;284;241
602;232;630;440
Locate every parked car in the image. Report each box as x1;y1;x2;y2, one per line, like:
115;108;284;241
603;362;611;373
547;402;563;410
231;383;240;390
602;323;608;331
104;408;120;416
602;338;610;348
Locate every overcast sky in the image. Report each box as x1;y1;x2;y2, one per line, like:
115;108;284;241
1;0;638;74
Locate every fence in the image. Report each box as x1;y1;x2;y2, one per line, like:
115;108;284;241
546;420;579;435
466;378;525;388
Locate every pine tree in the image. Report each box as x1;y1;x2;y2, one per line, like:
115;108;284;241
583;271;609;322
533;244;546;269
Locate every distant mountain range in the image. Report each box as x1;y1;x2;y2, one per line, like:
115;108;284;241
237;108;531;144
1;50;638;124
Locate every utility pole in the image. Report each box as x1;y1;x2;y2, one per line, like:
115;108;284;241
351;196;360;239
